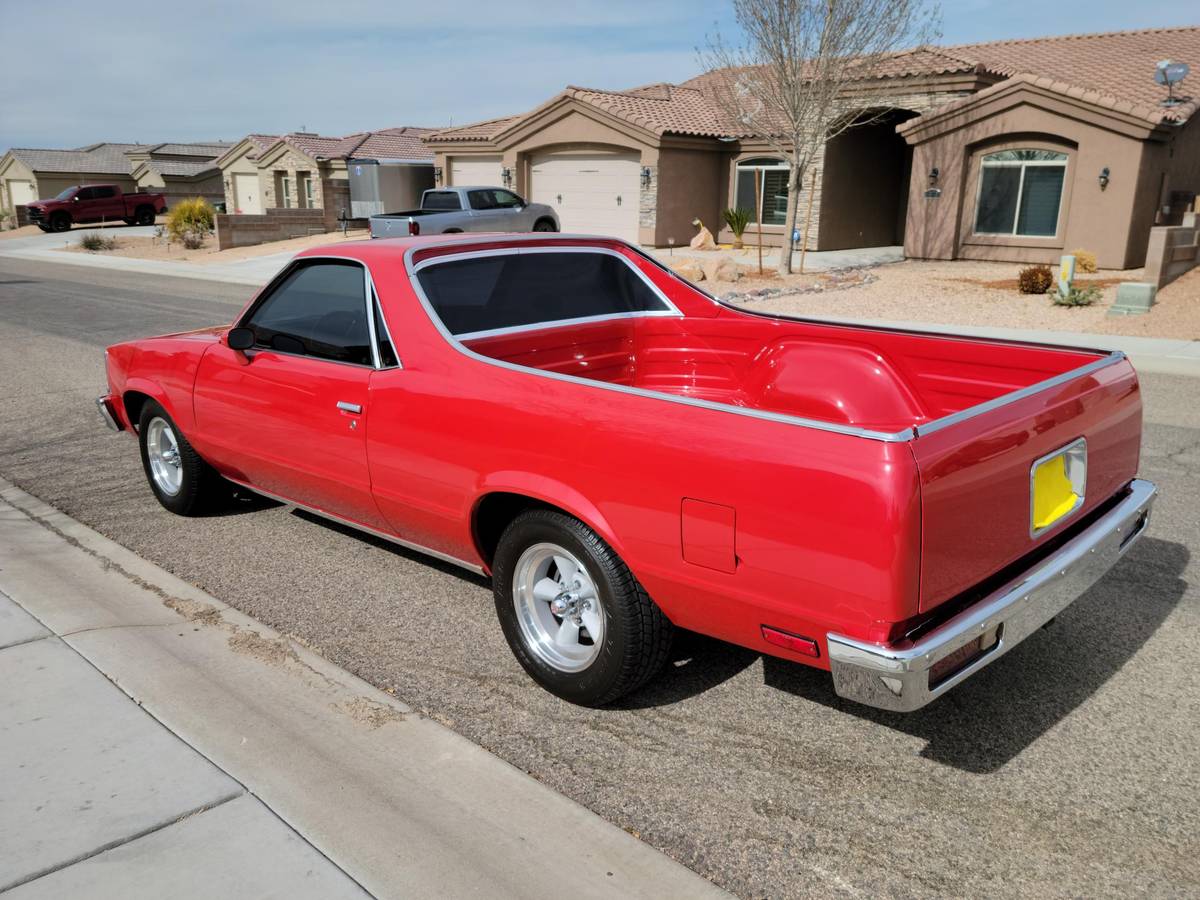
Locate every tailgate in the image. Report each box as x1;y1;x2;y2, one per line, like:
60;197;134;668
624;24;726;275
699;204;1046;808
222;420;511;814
911;353;1142;613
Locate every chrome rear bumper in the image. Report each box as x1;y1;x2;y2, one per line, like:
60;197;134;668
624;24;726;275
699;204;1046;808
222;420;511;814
827;478;1157;712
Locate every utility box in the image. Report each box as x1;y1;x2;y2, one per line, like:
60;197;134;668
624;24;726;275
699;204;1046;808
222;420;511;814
348;160;435;218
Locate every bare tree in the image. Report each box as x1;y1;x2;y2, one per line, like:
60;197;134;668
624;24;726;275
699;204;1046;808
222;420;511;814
701;0;940;274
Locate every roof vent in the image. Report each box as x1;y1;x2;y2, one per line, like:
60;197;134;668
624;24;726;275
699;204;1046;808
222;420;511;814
1155;60;1190;107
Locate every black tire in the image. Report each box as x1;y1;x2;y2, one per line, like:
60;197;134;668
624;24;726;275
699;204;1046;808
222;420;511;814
136;400;225;515
49;213;71;233
532;218;557;232
122;217;136;226
492;509;673;706
37;224;52;233
134;206;155;226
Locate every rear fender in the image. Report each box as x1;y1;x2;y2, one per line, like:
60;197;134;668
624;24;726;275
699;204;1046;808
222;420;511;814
472;472;623;561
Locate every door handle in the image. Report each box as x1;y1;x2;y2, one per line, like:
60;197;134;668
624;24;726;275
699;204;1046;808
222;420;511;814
336;401;362;414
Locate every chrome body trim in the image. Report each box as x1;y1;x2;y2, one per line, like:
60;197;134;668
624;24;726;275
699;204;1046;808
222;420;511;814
826;478;1157;712
912;354;1126;438
391;234;1127;444
95;395;123;432
400;240;915;443
227;478;486;576
1029;437;1087;538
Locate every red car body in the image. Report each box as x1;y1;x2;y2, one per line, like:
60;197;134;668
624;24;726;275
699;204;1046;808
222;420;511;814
27;184;166;232
99;234;1156;710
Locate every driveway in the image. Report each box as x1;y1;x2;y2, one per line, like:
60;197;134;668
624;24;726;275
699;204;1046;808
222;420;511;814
0;256;1196;899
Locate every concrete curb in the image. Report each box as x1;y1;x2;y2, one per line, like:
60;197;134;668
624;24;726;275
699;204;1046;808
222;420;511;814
0;477;728;899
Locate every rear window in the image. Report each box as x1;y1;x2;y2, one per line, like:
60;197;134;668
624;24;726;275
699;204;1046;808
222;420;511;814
416;251;672;337
422;191;462;210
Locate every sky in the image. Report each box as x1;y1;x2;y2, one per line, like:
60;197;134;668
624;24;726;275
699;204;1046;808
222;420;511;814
0;0;1196;148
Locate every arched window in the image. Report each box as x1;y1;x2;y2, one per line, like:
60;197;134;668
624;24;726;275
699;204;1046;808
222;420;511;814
734;157;790;226
974;149;1068;237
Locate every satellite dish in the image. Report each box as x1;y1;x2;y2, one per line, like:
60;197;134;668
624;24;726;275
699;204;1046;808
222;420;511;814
1156;60;1190;106
1155;60;1189;85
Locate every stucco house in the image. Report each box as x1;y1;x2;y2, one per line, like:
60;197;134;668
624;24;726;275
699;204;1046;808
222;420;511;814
0;141;232;214
426;25;1199;268
215;127;432;215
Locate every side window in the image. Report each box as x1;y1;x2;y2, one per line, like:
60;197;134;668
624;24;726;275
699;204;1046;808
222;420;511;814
492;190;523;209
245;261;372;365
467;190;494;210
92;186;116;199
417;252;671;336
75;187;96;201
423;191;462;211
373;295;398;367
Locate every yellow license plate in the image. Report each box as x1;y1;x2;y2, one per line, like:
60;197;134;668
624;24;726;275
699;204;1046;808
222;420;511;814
1031;439;1087;536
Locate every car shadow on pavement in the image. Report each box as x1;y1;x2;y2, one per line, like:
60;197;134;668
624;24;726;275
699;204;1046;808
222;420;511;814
612;630;760;709
761;536;1189;774
289;508;491;586
197;488;284;517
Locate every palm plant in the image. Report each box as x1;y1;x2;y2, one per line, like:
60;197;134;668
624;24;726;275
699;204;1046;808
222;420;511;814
722;207;752;249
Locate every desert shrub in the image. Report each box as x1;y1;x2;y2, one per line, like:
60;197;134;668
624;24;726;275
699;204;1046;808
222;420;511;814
1070;248;1098;274
1054;284;1101;307
167;197;215;243
180;231;205;250
79;233;118;252
1017;264;1054;294
722;207;751;243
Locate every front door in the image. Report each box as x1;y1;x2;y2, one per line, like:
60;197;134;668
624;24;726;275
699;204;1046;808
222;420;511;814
193;259;386;530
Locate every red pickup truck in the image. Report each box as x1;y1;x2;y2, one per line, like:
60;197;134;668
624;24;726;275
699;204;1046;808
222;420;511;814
27;184;165;232
96;234;1156;712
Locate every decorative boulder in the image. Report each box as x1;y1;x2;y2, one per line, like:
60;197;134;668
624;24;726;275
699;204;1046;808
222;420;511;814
672;259;705;282
702;257;741;283
689;219;718;251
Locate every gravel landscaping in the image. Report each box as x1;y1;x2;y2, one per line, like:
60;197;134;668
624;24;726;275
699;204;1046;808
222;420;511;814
690;258;1200;339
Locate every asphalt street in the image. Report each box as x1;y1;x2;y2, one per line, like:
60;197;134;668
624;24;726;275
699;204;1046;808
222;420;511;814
0;256;1196;898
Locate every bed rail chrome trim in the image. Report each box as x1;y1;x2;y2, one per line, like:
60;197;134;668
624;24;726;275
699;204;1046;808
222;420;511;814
227;479;486;576
912;353;1127;438
401;238;916;443
826;478;1156;712
393;234;1129;444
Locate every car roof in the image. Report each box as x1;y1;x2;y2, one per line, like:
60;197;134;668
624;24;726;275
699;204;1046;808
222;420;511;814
294;233;625;265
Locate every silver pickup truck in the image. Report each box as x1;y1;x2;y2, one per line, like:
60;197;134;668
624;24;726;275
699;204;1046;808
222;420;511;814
369;186;559;238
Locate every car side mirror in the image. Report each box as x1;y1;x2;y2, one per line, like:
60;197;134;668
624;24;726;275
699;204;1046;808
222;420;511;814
227;327;254;351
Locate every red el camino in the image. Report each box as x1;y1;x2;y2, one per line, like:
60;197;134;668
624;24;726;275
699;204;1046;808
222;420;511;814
97;234;1156;711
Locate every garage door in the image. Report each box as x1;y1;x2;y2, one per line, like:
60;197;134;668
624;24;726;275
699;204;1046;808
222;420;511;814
450;155;502;187
6;180;35;209
529;151;640;242
232;173;262;214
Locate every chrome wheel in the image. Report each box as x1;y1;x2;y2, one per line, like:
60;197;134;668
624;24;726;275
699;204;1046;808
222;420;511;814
145;416;183;497
513;542;605;672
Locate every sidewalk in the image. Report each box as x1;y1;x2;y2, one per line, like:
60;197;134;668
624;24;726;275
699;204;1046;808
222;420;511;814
0;477;728;899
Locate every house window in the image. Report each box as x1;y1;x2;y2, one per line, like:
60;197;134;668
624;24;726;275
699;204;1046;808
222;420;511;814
275;172;293;209
734;157;790;226
297;172;314;209
974;149;1068;237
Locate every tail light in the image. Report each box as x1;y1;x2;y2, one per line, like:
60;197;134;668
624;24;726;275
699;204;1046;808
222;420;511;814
407;217;420;236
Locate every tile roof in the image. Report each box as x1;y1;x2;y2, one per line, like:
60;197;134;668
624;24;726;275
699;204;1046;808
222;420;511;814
943;25;1200;122
244;134;280;158
143;159;220;178
7;143;148;175
428;25;1198;147
351;127;435;160
424;115;525;142
146;142;234;158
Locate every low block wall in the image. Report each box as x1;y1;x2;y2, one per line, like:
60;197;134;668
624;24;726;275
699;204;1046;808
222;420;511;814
216;208;328;250
14;205;30;227
1144;212;1200;289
